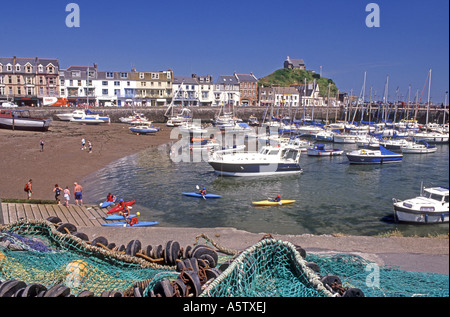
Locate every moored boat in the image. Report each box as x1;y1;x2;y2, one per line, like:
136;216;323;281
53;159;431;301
208;144;302;177
345;145;403;164
307;144;343;156
401;140;437;154
129;122;160;134
392;186;449;223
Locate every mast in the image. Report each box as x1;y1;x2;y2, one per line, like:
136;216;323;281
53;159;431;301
426;68;432;126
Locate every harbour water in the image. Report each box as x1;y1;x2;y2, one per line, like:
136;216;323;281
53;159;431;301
83;141;449;237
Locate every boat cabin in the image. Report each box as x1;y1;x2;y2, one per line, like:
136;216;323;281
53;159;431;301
422;187;449;204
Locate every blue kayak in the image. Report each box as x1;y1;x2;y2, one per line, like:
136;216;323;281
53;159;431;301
104;214;137;220
99;197;117;208
182;192;222;198
102;221;159;227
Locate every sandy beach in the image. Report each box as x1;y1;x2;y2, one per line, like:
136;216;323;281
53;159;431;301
0;120;174;200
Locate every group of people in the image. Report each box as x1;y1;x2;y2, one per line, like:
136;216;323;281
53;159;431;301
81;138;93;153
52;182;83;207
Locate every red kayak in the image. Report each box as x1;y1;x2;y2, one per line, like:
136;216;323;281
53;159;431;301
107;200;136;214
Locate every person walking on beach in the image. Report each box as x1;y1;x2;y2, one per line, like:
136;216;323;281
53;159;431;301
39;139;45;152
88;141;92;153
53;184;63;204
24;179;33;200
63;186;70;207
81;138;86;150
74;182;83;205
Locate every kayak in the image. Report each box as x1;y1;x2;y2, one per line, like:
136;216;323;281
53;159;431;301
104;214;137;220
99;197;117;208
107;200;136;214
182;192;222;199
252;200;296;206
102;221;159;227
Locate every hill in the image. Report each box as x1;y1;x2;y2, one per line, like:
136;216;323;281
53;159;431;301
258;68;339;98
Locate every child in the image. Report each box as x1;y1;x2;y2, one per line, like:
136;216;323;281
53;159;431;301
53;184;63;204
63;186;71;207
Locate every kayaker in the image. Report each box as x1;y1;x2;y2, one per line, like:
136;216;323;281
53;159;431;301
273;194;281;202
118;199;131;223
199;187;207;196
106;193;115;202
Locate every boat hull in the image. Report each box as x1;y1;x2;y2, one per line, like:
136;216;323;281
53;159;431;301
346;154;402;164
393;206;449;223
208;161;302;177
252;200;296;206
0;117;51;131
307;149;343;156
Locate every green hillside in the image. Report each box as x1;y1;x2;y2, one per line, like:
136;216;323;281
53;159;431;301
258;68;339;97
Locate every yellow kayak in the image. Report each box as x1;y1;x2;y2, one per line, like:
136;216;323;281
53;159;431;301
252;200;296;206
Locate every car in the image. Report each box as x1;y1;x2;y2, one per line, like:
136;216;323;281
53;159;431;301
1;102;18;108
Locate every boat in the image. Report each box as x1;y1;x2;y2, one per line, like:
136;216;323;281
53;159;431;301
392;186;449;223
99;196;117;208
165;107;192;127
413;131;449;144
107;200;136;214
345;145;403;164
129;122;160;134
401;140;437;154
69;110;110;124
104;214;137;220
0;109;51;131
252;200;296;206
119;112;148;123
102;221;159;227
307;144;344;156
208;144;302;177
182;192;222;198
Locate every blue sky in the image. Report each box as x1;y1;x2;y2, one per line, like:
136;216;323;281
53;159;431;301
1;0;448;103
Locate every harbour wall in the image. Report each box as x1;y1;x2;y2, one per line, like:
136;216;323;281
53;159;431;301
23;106;449;125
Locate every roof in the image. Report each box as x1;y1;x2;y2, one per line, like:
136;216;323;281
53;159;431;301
273;87;299;95
285;56;305;67
235;73;258;82
0;56;59;74
173;76;199;85
215;75;239;85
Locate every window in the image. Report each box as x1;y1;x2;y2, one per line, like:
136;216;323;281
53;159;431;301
166;72;171;79
102;81;108;86
26;65;32;73
7;64;12;71
120;73;128;79
48;66;54;73
72;71;81;77
114;89;120;96
102;89;108;95
151;73;159;79
38;65;43;73
139;73;144;79
114;81;120;86
16;64;21;72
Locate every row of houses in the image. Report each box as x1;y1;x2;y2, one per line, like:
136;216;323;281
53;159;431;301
0;56;334;108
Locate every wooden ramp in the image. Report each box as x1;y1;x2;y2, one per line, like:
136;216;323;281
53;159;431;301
0;202;107;227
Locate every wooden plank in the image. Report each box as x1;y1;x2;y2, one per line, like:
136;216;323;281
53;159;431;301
1;203;9;225
76;205;101;227
30;204;44;221
88;205;107;225
48;204;69;224
8;203;18;223
23;204;35;221
15;203;26;221
37;204;51;222
69;205;90;227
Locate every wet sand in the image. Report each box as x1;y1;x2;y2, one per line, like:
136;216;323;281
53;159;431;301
0;120;174;200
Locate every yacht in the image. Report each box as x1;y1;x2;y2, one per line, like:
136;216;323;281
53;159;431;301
208;144;302;177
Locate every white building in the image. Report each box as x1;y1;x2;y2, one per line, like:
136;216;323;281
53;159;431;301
172;76;199;107
60;65;96;106
94;71;136;106
213;75;240;107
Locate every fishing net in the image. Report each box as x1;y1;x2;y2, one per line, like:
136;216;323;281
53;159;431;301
1;220;448;297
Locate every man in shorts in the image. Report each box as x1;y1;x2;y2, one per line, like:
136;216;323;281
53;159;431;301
74;182;83;206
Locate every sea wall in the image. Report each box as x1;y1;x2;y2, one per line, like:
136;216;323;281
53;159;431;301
24;106;449;125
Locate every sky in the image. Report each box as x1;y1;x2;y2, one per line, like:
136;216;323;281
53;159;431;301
1;0;448;103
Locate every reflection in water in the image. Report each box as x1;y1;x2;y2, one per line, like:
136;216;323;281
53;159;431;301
83;143;449;236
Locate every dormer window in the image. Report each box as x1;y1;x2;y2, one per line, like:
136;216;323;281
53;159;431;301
38;65;43;73
6;64;12;71
48;66;54;73
106;72;114;78
25;65;32;73
15;64;21;72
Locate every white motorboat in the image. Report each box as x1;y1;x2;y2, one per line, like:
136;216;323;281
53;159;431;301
56;110;83;121
393;186;449;223
119;113;148;123
307;144;344;156
208;144;302;177
401;140;437;154
346;146;403;164
70;111;110;124
413;131;449;144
